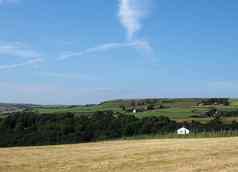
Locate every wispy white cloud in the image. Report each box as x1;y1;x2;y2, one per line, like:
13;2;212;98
118;0;149;40
0;42;44;70
58;40;151;61
0;42;40;59
59;0;153;61
0;58;43;70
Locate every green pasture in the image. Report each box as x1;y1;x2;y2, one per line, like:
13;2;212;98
34;105;122;114
132;107;208;119
230;99;238;107
32;98;238;123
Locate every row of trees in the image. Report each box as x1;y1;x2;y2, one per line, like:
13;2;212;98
199;98;230;106
200;108;238;119
0;111;238;147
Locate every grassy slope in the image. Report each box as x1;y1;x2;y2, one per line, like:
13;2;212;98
231;99;238;107
1;137;238;172
34;105;122;114
33;98;199;113
133;107;208;118
33;99;238;123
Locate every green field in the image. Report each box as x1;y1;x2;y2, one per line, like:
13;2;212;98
30;98;238;123
133;107;207;118
33;98;202;114
34;105;122;114
230;99;238;107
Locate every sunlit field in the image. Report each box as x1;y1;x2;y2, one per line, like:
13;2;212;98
1;137;238;172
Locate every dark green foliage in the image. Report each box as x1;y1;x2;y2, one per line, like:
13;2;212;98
147;104;155;110
0;111;176;147
221;110;238;117
202;108;223;119
120;105;126;111
0;111;238;147
201;108;238;118
199;98;230;106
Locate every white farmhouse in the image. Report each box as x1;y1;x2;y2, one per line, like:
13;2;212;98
133;109;137;113
177;127;190;135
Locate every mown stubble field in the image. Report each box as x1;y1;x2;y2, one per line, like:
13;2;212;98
0;137;238;172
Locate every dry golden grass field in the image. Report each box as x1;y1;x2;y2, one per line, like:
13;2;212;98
1;137;238;172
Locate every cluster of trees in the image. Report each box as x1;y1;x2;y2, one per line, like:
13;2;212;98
120;102;165;113
1;111;238;147
199;98;230;106
0;111;177;147
201;108;238;118
222;110;238;117
201;108;224;119
126;99;160;107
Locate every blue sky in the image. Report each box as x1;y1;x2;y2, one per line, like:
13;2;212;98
0;0;238;104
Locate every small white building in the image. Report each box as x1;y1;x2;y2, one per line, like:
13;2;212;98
177;127;190;135
133;109;137;113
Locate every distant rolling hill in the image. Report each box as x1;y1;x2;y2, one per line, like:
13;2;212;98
0;103;38;114
2;98;238;122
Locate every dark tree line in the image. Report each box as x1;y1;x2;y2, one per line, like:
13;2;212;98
201;108;238;118
199;98;230;106
0;111;238;147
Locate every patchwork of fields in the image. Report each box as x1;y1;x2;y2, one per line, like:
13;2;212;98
31;99;238;123
1;137;238;172
1;99;238;172
1;99;238;123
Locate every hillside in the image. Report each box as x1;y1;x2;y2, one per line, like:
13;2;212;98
33;98;238;123
2;98;238;123
0;103;37;114
0;137;238;172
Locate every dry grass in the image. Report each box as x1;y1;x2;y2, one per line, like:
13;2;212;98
1;137;238;172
